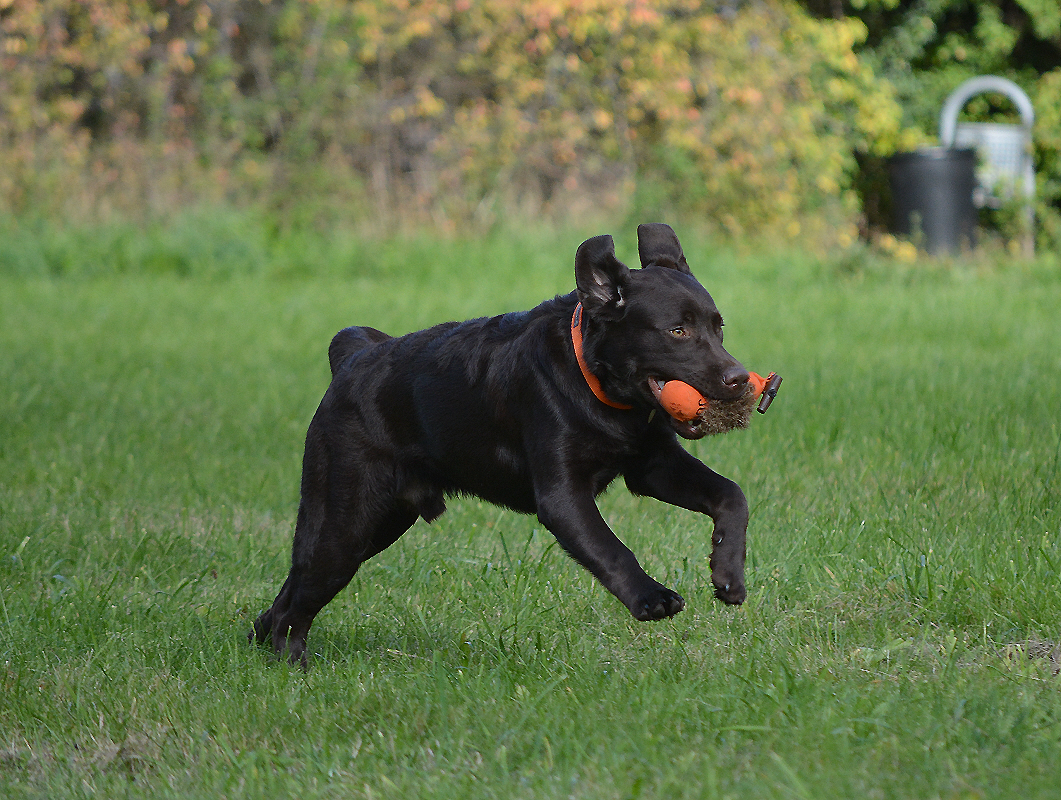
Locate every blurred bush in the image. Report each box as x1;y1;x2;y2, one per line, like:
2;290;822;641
0;0;908;241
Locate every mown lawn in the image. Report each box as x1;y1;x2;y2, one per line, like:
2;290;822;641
1;226;1059;798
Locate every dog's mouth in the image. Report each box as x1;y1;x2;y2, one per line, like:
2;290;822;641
647;377;757;440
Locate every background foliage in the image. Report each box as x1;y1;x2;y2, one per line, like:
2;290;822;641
2;0;901;240
1;0;1060;243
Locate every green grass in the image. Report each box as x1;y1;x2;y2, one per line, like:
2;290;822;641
1;224;1060;798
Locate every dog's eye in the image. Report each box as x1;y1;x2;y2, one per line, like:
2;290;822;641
669;327;689;339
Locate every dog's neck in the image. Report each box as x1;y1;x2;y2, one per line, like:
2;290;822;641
570;302;633;410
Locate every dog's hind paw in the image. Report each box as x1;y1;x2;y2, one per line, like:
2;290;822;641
630;586;685;621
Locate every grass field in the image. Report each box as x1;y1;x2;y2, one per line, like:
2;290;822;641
2;223;1060;798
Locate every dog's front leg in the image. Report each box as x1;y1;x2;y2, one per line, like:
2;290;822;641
624;438;748;605
534;480;685;621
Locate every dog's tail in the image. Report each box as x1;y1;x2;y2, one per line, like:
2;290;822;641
328;326;391;376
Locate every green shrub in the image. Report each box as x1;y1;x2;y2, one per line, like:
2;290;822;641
1;0;902;240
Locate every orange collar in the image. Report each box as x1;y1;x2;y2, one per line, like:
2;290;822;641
570;302;633;410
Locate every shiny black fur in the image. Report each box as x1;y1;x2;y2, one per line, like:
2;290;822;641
252;224;752;667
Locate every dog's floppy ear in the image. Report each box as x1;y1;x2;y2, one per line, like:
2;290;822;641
575;234;630;316
637;223;691;275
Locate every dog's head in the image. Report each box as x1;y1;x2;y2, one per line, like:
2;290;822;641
574;223;754;440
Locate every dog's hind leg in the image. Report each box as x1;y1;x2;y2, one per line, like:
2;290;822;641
251;502;419;668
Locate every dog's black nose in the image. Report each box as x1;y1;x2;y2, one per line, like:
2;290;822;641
721;365;750;390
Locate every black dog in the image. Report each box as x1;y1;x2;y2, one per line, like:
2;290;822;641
253;224;756;666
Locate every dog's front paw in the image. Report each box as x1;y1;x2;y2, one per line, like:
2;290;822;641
629;585;685;621
711;574;746;605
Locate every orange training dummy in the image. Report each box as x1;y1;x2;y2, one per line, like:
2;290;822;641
651;372;782;427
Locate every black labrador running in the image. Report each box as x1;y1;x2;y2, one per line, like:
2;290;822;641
253;224;760;667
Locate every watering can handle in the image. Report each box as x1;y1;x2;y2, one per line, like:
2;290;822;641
939;75;1034;147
